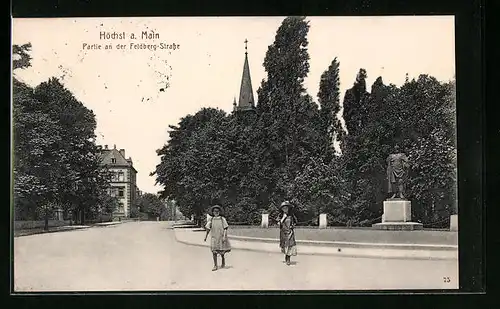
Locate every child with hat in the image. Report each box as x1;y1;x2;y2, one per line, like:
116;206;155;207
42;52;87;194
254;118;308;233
204;205;231;271
277;201;297;265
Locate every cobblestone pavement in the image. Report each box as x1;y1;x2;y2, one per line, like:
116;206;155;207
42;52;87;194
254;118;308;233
13;222;458;291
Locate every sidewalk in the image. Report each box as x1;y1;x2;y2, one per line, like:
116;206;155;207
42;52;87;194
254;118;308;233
14;221;123;237
14;225;90;237
173;227;458;261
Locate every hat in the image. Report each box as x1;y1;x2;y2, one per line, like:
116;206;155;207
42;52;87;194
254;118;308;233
208;205;223;216
280;201;293;210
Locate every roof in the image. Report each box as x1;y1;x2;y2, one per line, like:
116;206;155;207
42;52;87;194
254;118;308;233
236;51;255;112
99;147;137;173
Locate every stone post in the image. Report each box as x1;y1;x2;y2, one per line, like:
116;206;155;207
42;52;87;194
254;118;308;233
319;214;327;229
261;213;269;228
450;215;458;231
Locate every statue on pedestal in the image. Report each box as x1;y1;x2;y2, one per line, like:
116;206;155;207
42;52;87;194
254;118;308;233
386;145;409;199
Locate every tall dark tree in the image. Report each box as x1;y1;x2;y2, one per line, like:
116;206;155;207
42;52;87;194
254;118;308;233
318;57;344;162
339;69;377;225
342;68;369;149
252;17;323;218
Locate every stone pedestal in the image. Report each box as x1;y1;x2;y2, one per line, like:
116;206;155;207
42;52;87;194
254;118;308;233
450;215;458;231
261;214;269;228
319;214;327;229
372;199;423;230
383;200;411;222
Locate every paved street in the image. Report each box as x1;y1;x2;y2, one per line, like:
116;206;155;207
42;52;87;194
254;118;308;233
14;222;458;291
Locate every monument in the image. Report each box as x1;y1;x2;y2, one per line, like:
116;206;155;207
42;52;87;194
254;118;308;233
373;145;423;231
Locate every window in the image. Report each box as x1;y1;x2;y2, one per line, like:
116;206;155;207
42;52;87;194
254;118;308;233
111;158;116;164
117;171;124;181
118;188;124;197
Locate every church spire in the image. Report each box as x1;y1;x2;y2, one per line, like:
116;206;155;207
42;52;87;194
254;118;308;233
235;39;255;112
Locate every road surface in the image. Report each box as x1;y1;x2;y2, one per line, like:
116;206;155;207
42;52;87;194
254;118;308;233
13;221;458;291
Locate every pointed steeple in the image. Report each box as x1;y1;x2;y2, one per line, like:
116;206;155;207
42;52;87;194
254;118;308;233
236;39;255;112
232;96;237;112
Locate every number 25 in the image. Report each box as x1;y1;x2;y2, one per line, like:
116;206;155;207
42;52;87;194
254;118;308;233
443;277;451;283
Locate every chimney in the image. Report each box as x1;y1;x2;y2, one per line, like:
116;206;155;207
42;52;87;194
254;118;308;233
104;145;108;149
119;149;125;157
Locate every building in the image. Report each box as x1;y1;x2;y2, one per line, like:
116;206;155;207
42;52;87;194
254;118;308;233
232;39;256;115
99;144;138;219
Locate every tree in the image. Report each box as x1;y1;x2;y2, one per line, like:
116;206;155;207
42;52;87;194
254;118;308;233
339;69;380;225
12;49;64;227
13;43;111;227
252;16;323;212
13;79;63;224
398;75;457;224
288;157;347;225
318;57;344;161
13;43;32;70
32;78;104;225
338;72;457;226
135;193;165;220
154;108;230;225
341;68;369;146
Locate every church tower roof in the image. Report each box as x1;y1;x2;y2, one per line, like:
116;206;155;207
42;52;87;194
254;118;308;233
235;39;255;113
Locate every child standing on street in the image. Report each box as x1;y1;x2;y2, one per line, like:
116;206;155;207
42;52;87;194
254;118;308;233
277;201;297;265
204;205;231;271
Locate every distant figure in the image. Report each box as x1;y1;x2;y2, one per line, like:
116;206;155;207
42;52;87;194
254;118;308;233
277;201;297;265
204;205;231;271
387;145;410;199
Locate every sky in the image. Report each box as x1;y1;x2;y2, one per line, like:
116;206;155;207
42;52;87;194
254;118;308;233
12;16;455;194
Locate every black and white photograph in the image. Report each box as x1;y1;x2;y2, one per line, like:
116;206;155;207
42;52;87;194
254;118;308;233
12;16;458;291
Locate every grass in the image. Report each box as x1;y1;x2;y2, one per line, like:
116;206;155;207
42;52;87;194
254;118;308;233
227;226;458;245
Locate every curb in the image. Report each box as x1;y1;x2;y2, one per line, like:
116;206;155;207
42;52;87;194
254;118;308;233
14;226;90;237
173;228;458;261
92;222;123;227
228;235;458;251
14;221;125;237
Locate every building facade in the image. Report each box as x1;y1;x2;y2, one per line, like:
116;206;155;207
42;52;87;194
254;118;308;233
100;144;138;219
